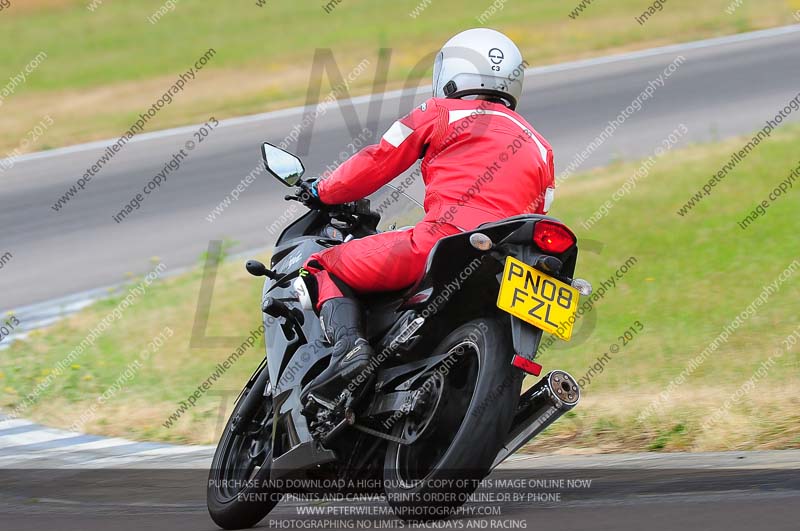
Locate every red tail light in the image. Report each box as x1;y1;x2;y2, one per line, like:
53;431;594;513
533;220;576;254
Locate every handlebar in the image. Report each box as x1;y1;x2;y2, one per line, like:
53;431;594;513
284;186;379;224
336;198;373;216
284;183;368;212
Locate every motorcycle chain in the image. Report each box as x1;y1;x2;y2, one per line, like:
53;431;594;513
351;423;415;445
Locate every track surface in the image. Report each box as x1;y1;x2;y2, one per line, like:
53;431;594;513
3;26;800;311
1;417;799;530
0;440;798;531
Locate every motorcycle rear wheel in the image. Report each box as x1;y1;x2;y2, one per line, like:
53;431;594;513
383;317;523;521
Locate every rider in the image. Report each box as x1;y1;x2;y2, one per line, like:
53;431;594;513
301;28;555;409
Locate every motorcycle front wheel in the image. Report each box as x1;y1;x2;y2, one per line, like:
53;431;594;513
207;367;282;529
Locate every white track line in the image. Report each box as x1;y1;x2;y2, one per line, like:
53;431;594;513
0;419;35;430
0;429;215;468
78;445;214;469
0;437;134;465
0;428;81;449
4;24;799;166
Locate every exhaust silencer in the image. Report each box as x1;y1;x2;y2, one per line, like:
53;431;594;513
491;370;580;469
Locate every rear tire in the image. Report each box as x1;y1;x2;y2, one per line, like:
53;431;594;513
207;370;282;529
383;318;522;521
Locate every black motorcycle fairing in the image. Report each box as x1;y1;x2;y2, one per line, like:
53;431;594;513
362;293;415;340
271;350;323;441
270;236;319;271
399;215;579;309
390;215;579;363
263;239;327;392
272;239;325;276
273;209;327;249
263;280;338;478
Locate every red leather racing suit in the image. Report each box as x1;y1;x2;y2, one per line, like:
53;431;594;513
305;97;555;308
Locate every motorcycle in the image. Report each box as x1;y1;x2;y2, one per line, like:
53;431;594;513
207;143;592;529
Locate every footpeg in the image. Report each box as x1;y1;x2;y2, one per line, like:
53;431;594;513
262;297;304;324
321;409;355;446
304;393;337;412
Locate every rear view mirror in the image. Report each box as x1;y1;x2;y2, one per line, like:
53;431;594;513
261;143;305;186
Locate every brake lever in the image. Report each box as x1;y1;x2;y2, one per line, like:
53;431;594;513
284;194;319;209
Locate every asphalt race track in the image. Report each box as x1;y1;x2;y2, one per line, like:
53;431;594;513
2;406;797;530
2;26;800;312
0;435;798;531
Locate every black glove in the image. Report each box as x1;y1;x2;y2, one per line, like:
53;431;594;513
290;179;324;209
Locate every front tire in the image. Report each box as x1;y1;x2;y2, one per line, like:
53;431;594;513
207;369;282;529
383;318;522;521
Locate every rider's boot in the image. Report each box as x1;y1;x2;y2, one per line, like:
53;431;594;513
302;297;376;411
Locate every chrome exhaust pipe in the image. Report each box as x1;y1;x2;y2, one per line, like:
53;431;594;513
491;370;580;469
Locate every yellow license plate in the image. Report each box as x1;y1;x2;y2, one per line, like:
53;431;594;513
496;256;579;341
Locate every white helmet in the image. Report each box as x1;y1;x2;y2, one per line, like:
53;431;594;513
433;28;525;110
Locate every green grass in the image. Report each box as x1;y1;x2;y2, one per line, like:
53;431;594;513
1;254;269;444
2;122;798;450
1;0;798;153
0;0;788;91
